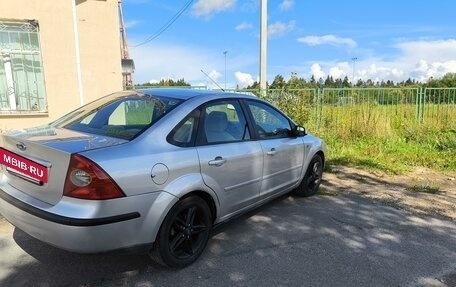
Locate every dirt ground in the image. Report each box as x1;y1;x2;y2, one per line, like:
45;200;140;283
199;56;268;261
321;166;456;221
0;166;455;228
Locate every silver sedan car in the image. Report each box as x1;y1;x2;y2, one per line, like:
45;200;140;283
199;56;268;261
0;88;325;268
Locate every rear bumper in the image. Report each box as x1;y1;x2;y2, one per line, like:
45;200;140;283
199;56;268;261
0;180;178;253
0;190;140;226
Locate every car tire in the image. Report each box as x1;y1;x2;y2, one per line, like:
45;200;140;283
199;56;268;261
292;154;323;197
151;195;212;268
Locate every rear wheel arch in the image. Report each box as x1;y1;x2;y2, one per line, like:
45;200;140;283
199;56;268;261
180;190;217;224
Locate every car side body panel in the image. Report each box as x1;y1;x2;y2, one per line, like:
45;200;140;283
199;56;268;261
259;137;305;197
197;141;264;217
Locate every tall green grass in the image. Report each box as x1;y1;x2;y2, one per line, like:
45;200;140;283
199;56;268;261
262;91;456;173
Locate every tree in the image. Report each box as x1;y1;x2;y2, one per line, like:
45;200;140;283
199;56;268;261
309;75;317;87
288;72;307;89
440;73;456;87
342;76;351;87
246;81;260;90
270;74;285;89
324;75;335;87
137;78;191;87
355;79;364;87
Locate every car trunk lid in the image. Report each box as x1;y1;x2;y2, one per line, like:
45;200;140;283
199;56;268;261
0;125;127;205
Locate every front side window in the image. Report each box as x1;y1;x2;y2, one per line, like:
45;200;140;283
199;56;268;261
247;101;292;139
0;20;47;113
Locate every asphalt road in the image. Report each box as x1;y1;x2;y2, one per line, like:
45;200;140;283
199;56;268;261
0;194;455;287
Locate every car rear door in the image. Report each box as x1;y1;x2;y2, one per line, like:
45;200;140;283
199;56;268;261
245;100;305;198
195;100;263;217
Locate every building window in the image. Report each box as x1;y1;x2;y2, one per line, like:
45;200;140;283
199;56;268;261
0;20;47;113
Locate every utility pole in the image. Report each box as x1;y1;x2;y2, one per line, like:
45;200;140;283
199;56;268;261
119;0;135;89
223;50;228;90
259;0;267;95
351;57;358;84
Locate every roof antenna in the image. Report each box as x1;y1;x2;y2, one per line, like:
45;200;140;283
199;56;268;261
201;69;225;91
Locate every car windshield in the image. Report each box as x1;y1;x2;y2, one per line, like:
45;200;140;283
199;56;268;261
51;91;184;140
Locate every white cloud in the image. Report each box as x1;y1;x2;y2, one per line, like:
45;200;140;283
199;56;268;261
304;38;456;83
310;63;325;80
297;35;357;49
336;39;456;82
235;71;255;88
200;70;225;89
268;21;296;38
279;0;294;10
304;61;406;83
395;39;456;63
129;40;256;88
414;60;429;73
410;60;456;81
329;66;347;79
394;39;456;81
208;70;222;82
130;42;219;84
236;22;253;31
298;39;455;83
191;0;236;18
125;20;140;29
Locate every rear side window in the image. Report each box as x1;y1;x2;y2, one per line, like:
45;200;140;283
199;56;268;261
202;100;250;144
167;110;199;147
53;92;183;140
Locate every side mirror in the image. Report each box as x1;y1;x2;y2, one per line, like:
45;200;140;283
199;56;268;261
289;125;306;137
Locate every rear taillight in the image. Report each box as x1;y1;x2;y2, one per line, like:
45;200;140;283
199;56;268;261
63;154;125;200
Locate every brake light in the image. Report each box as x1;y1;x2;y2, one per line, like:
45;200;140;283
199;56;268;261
63;154;125;200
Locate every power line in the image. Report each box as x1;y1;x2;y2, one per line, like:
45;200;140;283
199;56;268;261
130;0;194;47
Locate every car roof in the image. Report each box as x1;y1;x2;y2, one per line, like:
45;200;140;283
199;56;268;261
134;88;257;101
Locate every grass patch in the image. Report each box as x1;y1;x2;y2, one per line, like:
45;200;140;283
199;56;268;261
407;184;442;194
319;126;456;174
263;90;456;174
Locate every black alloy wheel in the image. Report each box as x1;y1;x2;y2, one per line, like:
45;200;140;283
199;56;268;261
153;196;212;268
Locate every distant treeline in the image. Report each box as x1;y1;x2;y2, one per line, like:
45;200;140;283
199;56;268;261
135;73;456;89
248;72;456;90
136;78;191;87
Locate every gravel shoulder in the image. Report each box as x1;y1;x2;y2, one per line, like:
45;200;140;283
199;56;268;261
321;166;456;221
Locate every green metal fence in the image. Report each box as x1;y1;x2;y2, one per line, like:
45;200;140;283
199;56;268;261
422;88;456;127
127;86;456;133
237;87;456;134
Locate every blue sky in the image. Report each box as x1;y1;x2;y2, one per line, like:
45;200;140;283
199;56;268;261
123;0;456;88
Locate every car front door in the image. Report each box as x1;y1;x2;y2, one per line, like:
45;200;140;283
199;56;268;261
246;100;305;198
196;100;263;219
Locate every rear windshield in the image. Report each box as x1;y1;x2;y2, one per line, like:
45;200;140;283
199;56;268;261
52;91;183;140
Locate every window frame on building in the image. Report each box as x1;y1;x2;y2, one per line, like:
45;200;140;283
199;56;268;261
0;19;47;114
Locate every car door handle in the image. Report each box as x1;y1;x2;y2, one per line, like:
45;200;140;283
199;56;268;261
208;156;226;167
267;148;277;156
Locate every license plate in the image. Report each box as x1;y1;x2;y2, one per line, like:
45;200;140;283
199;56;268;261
0;148;48;183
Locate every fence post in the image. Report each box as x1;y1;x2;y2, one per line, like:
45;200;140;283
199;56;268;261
416;88;425;123
315;87;322;130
